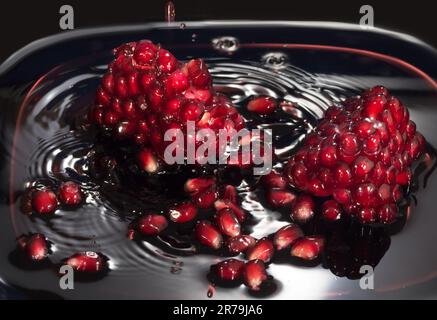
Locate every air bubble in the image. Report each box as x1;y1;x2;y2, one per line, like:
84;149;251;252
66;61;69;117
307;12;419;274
261;52;289;69
212;36;239;55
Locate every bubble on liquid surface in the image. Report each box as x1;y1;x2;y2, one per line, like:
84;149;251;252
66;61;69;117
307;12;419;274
261;52;289;69
212;36;239;55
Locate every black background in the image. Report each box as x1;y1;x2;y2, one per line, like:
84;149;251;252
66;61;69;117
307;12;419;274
0;0;436;63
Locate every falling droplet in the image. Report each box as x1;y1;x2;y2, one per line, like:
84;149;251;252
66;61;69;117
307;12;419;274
165;1;176;23
207;284;215;298
191;33;197;42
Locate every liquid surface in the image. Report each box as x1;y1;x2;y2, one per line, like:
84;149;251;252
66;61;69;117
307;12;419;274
1;36;437;299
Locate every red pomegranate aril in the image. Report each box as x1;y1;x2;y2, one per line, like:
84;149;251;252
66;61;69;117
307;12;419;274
101;74;114;93
354;183;378;206
138;148;159;173
290;194;315;224
319;145;337;167
338;132;360;155
243;260;268;291
31;190;58;215
357;207;376;224
246;238;274;263
21;234;50;261
157;49;178;73
353;156;374;178
195;221;223;249
222;185;238;203
363;94;386;119
168;202;198;223
64;251;107;274
273;224;303;250
286;162;308;189
226;235;256;254
333;188;352;205
59;181;82;206
321;200;342;221
247;96;277;115
192;187;218;209
333;163;353;187
261;170;287;190
214;259;245;282
137;214;168;236
133;41;157;65
377;184;392;204
215;208;241;237
396;169;411;185
378;204;397;224
184;177;216;194
167;70;189;94
266;189;296;208
214;199;246;222
291;236;324;260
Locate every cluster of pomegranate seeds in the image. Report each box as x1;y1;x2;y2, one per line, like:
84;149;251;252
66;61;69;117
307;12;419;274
284;86;426;224
28;181;83;215
89;40;246;171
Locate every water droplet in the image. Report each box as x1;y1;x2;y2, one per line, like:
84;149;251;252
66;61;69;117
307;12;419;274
207;284;215;298
179;23;186;29
164;1;176;23
212;36;239;55
191;34;197;42
261;52;289;69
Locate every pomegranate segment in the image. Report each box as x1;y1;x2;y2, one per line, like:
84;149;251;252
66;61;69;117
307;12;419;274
285;86;426;224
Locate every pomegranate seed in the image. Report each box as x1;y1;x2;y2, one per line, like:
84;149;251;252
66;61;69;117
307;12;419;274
357;207;376;224
157;49;178;73
353;156;374;178
58;181;82;206
195;221;223;249
226;235;256;254
31;190;58;215
184;177;216;194
291;236;324;260
363;94;386;119
377;204;397;224
168;202;198;223
214;259;245;281
273;224;303;250
261;170;287;190
19;234;50;261
214;199;246;222
215;208;241;237
247;96;277;115
222;185;238;203
192;187;218;209
266;189;296;207
333;188;352;205
138;148;159;173
243;260;268;291
321;200;342;221
290;194;315;224
246;238;274;263
137;214;168;235
64;251;107;274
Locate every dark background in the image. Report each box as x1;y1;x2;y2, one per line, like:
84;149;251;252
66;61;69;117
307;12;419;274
0;0;436;63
